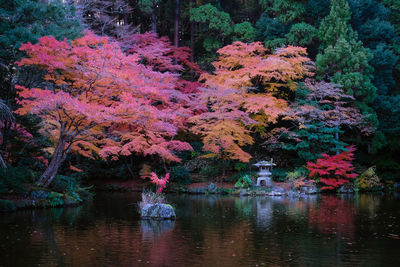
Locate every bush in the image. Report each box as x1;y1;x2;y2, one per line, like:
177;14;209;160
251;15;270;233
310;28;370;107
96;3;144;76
50;175;78;193
47;192;64;207
272;168;287;182
234;162;248;172
0;199;16;212
138;190;166;210
356;166;381;190
286;168;308;181
170;166;191;184
234;175;253;188
50;175;93;202
200;165;220;179
0;166;32;194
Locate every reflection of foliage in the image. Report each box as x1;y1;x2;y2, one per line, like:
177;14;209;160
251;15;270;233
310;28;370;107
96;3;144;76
308;195;355;237
140;219;175;239
234;198;252;217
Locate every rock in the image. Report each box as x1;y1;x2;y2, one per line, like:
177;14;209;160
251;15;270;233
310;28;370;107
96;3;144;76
299;185;319;195
267;186;286;196
207;183;218;193
339;184;355;194
30;190;50;200
140;204;176;220
255;189;267;196
288;190;300;198
188;187;207;194
240;189;251;196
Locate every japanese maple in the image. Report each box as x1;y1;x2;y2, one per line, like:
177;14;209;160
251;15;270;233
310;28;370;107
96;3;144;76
190;42;312;165
150;172;170;194
306;146;358;190
16;32;193;187
189;86;255;170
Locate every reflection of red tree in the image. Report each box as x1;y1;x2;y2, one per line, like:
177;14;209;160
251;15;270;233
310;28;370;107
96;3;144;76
308;196;355;238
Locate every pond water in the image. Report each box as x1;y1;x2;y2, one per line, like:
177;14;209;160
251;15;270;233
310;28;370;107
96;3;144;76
1;193;400;266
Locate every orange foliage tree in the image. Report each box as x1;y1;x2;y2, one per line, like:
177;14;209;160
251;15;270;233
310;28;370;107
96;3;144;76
190;41;313;167
16;32;192;187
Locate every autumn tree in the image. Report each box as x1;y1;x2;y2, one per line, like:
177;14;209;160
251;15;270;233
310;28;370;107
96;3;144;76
189;86;255;176
273;79;371;164
190;41;312;169
306;146;358;190
202;41;312;134
16;32;193;187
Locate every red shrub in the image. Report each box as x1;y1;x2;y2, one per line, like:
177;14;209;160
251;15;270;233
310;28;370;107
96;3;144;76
306;146;358;190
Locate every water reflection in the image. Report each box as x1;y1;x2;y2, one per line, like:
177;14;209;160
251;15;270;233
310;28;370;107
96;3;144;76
1;193;400;266
308;195;355;238
140;220;175;240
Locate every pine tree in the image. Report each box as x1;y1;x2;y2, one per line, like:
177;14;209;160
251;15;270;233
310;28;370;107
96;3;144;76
316;0;378;150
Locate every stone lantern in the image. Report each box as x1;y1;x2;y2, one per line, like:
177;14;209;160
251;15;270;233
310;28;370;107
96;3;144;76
253;159;276;186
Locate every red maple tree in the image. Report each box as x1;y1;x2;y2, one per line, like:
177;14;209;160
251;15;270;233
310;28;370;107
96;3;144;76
306;146;358;190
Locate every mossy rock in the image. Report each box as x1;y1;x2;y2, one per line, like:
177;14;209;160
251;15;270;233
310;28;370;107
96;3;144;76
140;203;176;220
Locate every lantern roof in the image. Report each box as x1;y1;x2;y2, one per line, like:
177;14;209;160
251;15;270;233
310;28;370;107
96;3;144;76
253;159;276;167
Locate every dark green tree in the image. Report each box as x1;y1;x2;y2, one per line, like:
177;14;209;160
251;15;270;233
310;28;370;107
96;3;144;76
316;0;379;151
258;0;305;24
0;0;82;101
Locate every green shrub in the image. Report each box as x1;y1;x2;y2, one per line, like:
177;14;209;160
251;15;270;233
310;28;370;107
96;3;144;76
0;199;16;212
170;166;191;184
234;162;248;172
286;167;308;181
50;175;78;193
50;175;93;202
0;166;32;194
272;168;287;182
356;166;381;190
200;165;220;179
47;192;64;207
234;175;253;188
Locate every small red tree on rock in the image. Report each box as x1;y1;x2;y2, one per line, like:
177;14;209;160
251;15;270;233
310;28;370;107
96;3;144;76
306;146;358;190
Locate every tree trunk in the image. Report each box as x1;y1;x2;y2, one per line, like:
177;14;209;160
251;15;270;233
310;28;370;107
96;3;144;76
151;6;157;33
221;158;226;181
124;156;135;179
174;0;180;47
190;0;196;62
37;138;68;187
190;21;195;61
335;131;340;155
